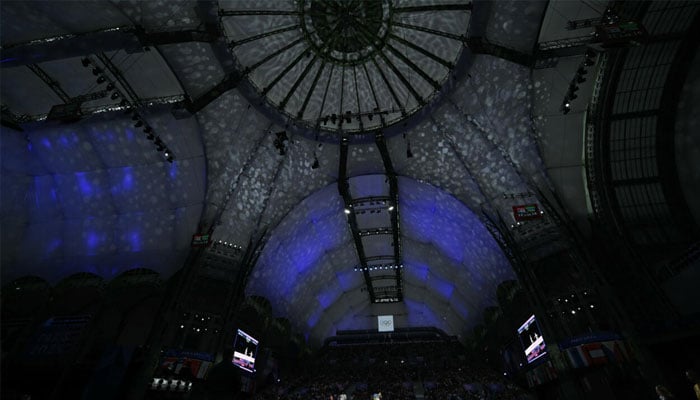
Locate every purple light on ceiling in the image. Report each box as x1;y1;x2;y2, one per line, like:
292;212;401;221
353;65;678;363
335;269;357;291
307;307;323;329
405;262;429;281
86;231;100;253
169;162;178;179
46;238;62;256
316;289;340;309
76;172;92;196
129;231;141;252
428;274;455;299
122;167;133;190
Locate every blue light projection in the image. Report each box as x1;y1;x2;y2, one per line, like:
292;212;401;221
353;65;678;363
85;231;100;254
121;167;134;190
129;231;141;252
1;109;207;284
75;172;93;197
246;176;516;344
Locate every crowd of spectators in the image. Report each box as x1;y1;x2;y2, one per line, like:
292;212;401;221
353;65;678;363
250;340;532;400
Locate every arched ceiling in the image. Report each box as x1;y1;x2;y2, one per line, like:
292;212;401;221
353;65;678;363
247;176;515;344
1;0;564;344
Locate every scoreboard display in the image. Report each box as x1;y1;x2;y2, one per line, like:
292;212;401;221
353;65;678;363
512;204;542;221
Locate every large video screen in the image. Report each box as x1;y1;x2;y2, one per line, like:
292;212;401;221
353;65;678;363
232;329;259;372
517;314;547;363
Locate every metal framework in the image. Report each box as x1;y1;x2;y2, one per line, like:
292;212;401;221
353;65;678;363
338;137;377;302
219;1;471;136
375;132;403;301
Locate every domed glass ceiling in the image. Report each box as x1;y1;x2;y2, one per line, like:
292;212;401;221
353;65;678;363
220;0;471;135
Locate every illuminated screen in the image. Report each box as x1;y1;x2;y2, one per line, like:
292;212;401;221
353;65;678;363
232;329;259;372
517;314;547;363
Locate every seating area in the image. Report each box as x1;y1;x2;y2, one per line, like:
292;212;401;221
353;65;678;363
252;341;533;400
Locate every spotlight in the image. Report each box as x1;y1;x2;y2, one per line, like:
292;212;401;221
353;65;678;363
81;58;91;67
106;82;115;91
388;205;394;211
110;91;120;100
92;67;102;76
96;75;107;84
164;149;171;158
562;102;571;114
344;208;351;214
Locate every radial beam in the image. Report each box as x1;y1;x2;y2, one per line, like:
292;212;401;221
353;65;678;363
261;48;310;96
354;23;438;95
388;33;456;69
392;22;466;42
393;4;472;13
296;60;326;119
229;25;300;48
280;54;318;109
219;9;299;16
351;23;426;106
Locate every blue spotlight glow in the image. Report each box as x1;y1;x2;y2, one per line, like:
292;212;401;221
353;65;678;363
129;231;141;252
76;172;93;196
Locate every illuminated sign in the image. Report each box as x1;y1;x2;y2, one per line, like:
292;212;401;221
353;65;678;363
191;234;210;247
512;204;542;221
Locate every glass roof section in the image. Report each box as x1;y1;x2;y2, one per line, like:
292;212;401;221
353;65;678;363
220;0;471;136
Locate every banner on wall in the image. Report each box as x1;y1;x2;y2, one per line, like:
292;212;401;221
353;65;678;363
558;332;632;369
160;350;214;379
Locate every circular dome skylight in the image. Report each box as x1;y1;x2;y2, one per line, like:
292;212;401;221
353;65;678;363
220;0;471;136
